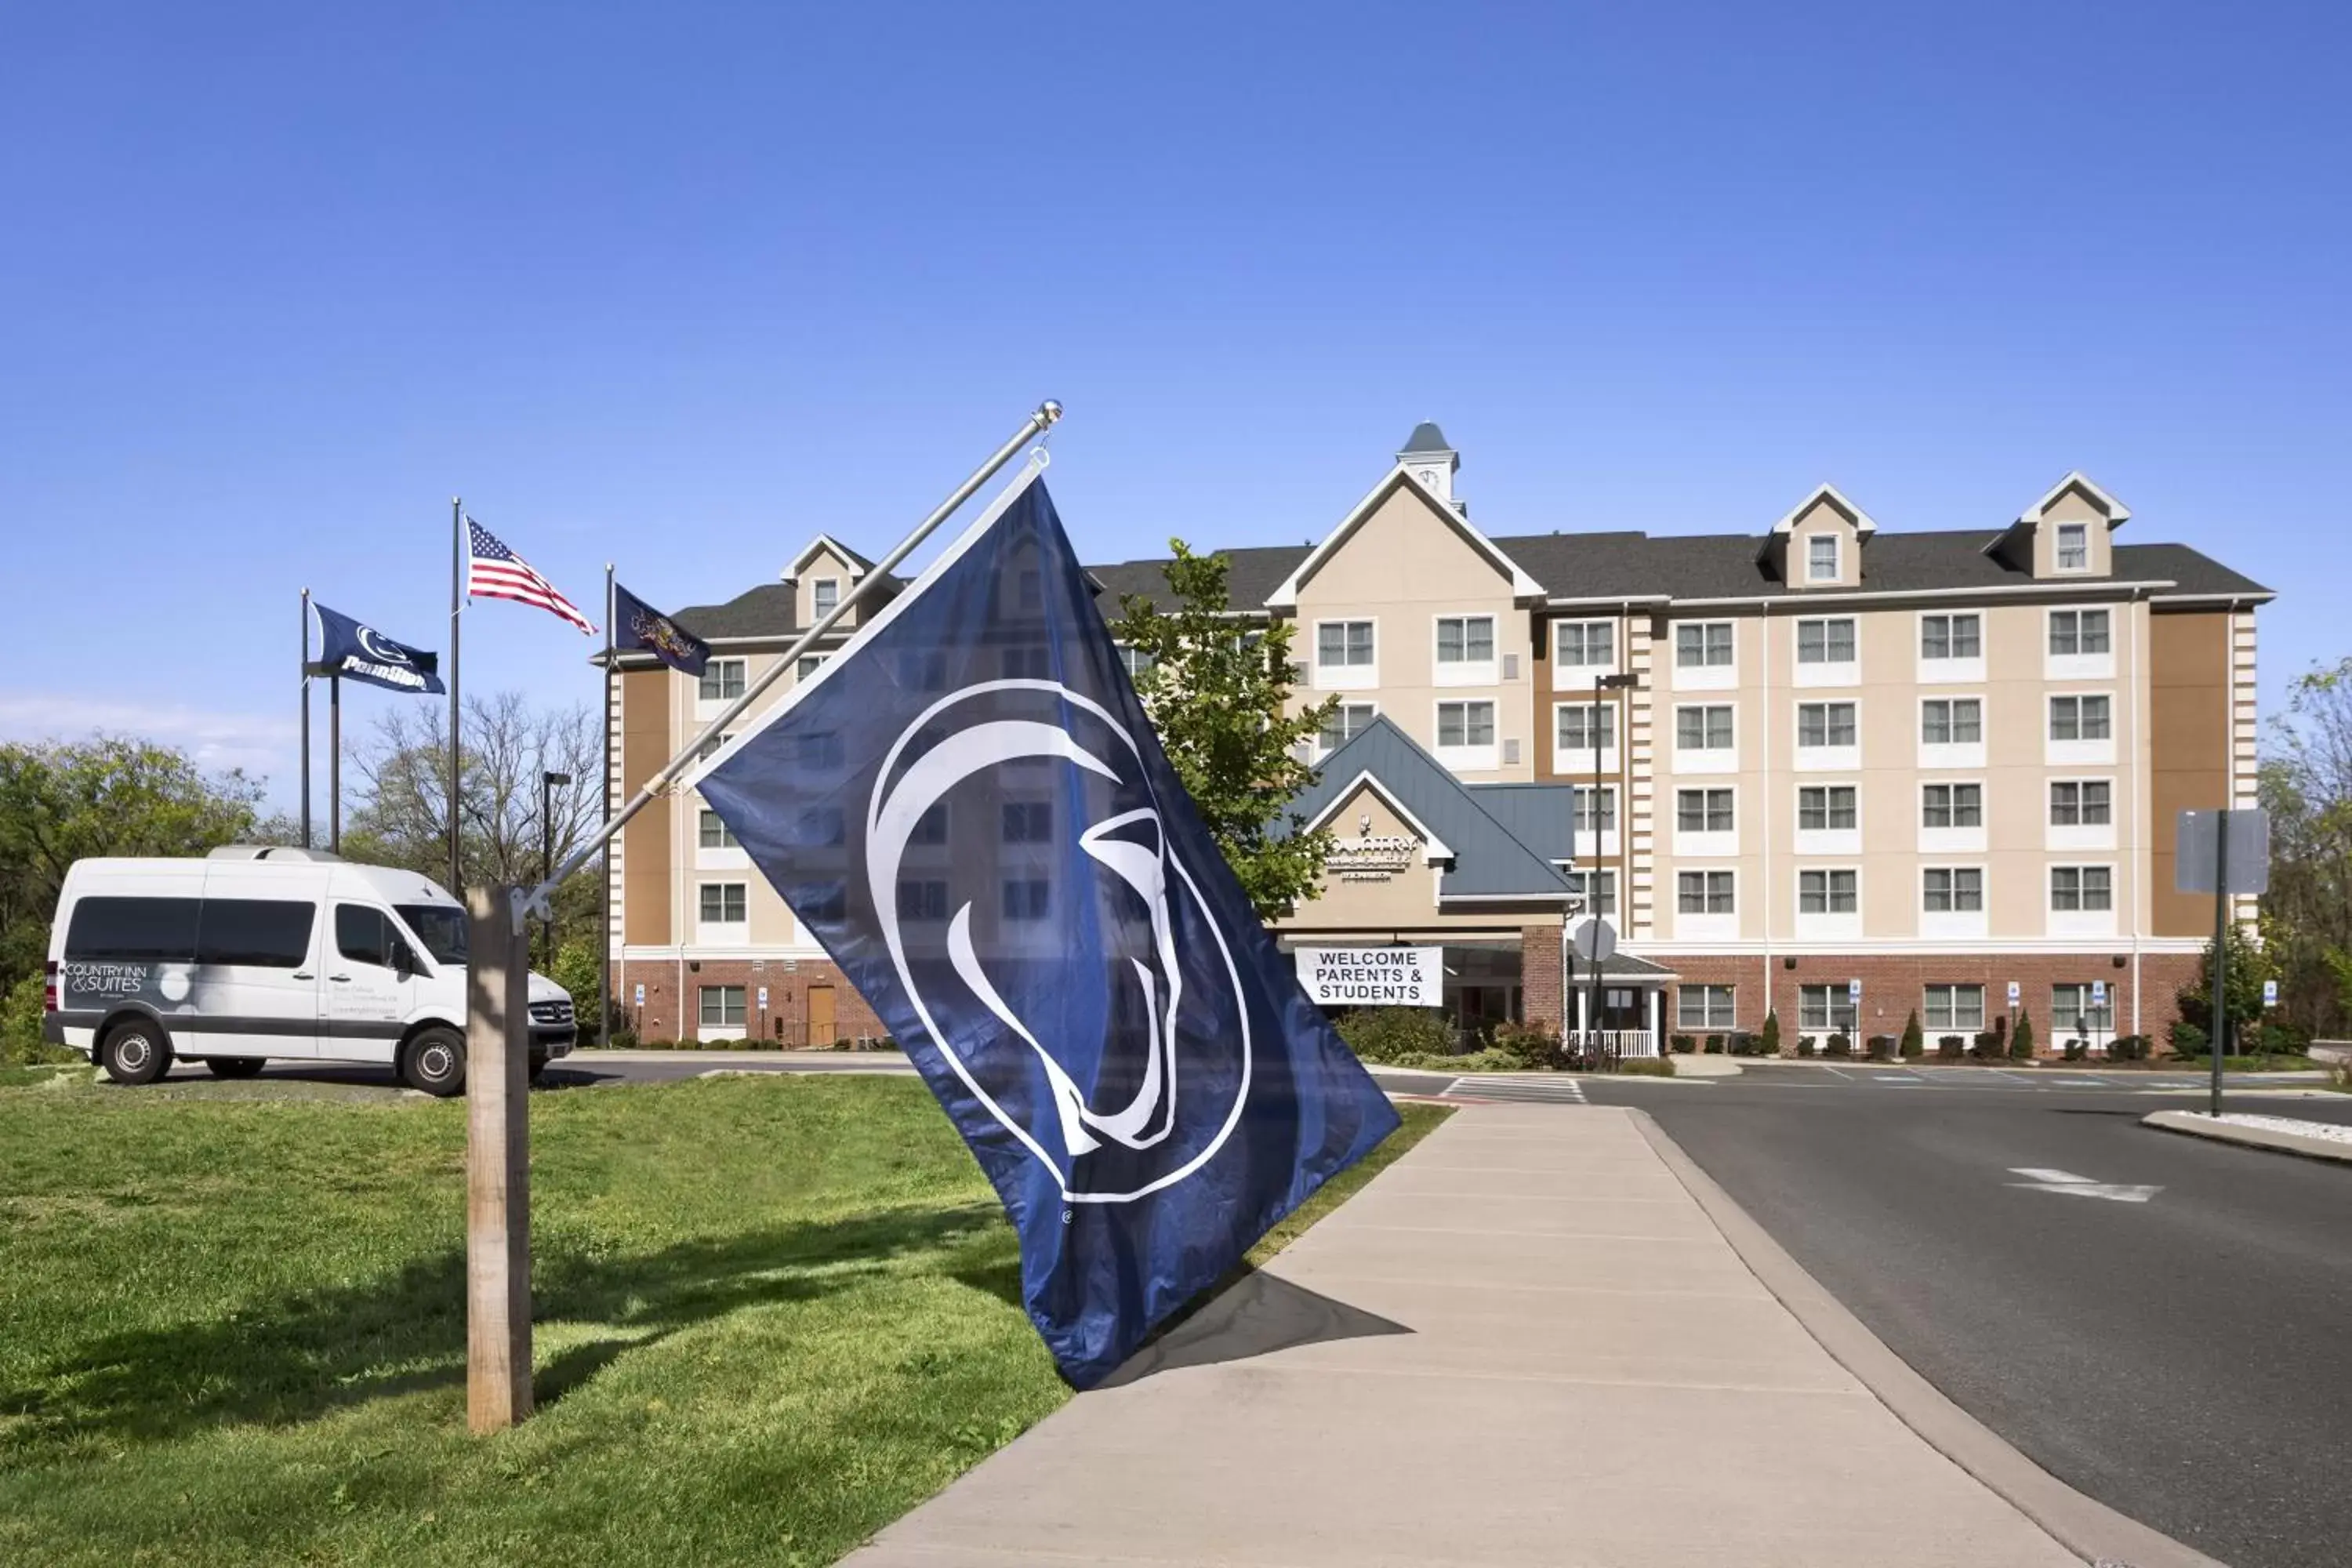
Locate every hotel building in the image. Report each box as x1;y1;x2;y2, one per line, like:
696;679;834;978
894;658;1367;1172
604;426;2269;1055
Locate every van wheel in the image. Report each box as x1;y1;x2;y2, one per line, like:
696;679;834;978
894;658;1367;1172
204;1057;267;1080
101;1019;173;1086
528;1050;550;1085
400;1027;466;1098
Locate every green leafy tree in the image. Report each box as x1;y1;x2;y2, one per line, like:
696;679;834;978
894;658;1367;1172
1112;542;1335;918
2172;921;2278;1053
2009;1008;2036;1061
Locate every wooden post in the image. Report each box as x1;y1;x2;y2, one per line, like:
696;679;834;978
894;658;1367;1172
465;885;532;1432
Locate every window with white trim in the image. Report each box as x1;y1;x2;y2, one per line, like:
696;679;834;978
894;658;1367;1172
698;883;747;924
1316;620;1374;669
698;810;739;850
699;659;746;702
1675;622;1733;668
1118;646;1157;679
2049;608;2111;655
2050;780;2113;826
811;578;840;617
1799;984;1857;1032
1676;704;1734;751
1807;535;1840;582
2052;982;2114;1035
1318;703;1376;753
1565;869;1616;916
1572;786;1617;835
699;985;746;1030
1797;702;1857;749
1555;620;1614;669
1923;867;1984;913
1922;698;1982;746
2050;866;2114;913
797;653;828;681
2050;695;2112;742
1799;785;1858;831
1921;613;1982;661
1438;701;1494;748
1677;869;1734;914
1676;788;1733;833
2055;523;2089;572
1555;703;1615;757
1002;800;1053;843
1922;783;1983;829
1925;983;1985;1032
1436;615;1494;666
1797;617;1857;665
1799;869;1858;914
1678;985;1735;1029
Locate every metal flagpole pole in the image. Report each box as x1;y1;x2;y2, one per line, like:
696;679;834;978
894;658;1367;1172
528;399;1063;909
600;564;615;1051
449;498;463;891
299;588;313;850
329;674;342;855
2211;808;2229;1117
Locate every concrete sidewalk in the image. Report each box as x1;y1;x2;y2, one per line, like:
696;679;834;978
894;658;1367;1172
844;1105;2125;1567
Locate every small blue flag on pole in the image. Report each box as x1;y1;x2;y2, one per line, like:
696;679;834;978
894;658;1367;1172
312;603;445;695
691;466;1399;1387
613;583;712;677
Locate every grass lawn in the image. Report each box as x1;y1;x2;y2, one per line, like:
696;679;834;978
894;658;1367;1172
0;1069;1445;1566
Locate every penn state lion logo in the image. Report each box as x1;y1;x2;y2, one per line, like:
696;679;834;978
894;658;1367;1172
864;679;1252;1205
355;626;415;667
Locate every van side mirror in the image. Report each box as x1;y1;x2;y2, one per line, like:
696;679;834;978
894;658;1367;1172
392;946;418;979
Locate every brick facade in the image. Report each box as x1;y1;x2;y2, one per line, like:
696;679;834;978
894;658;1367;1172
1519;923;1566;1028
615;957;887;1046
1660;949;2205;1053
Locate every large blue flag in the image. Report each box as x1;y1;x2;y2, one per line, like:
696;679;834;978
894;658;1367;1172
693;467;1400;1387
312;603;445;695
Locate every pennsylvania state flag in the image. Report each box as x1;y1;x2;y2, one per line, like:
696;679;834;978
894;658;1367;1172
689;463;1399;1387
613;583;711;677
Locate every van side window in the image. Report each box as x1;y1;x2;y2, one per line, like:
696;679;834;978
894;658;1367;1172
336;906;416;969
65;897;201;961
194;900;315;968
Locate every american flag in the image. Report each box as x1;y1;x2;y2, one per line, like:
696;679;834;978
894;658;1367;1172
465;519;597;635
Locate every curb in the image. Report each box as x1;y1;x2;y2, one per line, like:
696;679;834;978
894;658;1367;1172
1626;1108;2227;1568
2143;1109;2352;1165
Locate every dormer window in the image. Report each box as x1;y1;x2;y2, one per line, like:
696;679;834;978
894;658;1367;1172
812;578;840;617
2055;523;2089;572
1807;535;1840;582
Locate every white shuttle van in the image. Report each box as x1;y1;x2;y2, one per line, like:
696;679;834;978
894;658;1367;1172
42;846;575;1096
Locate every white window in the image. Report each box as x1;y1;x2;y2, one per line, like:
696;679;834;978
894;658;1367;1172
1566;869;1617;916
1800;869;1858;914
698;882;747;924
1119;646;1157;679
698;810;739;850
2050;780;2112;826
1795;702;1858;768
1920;698;1982;746
2052;982;2114;1036
1317;703;1376;753
2055;522;2089;572
796;653;828;681
2049;609;2111;657
1572;786;1617;836
1798;984;1858;1033
2049;695;2112;742
1807;534;1840;581
1435;615;1495;669
1922;784;1982;829
699;985;746;1031
2050;866;2113;913
1677;870;1735;913
1679;985;1736;1030
1675;621;1735;668
1796;618;1857;665
1676;789;1734;834
1314;621;1375;690
1798;785;1858;831
1675;705;1733;752
1925;983;1985;1033
1555;702;1616;757
1555;620;1615;670
698;658;746;702
1439;700;1495;748
1922;867;1984;913
811;578;840;617
1920;614;1982;662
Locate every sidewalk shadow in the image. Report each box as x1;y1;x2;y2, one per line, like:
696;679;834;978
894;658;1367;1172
1094;1269;1410;1389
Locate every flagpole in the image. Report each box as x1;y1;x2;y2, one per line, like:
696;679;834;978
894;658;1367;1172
600;561;615;1051
448;497;463;891
329;673;342;855
299;588;313;851
528;399;1062;911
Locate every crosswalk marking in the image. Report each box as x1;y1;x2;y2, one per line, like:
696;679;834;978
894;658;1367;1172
1447;1076;1588;1105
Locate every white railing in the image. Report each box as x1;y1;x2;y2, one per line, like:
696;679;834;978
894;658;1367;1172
1565;1029;1660;1060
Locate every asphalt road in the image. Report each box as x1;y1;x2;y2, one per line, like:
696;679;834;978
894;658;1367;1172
1584;1064;2352;1568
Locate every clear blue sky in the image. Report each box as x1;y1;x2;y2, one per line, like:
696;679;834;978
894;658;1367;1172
5;2;2345;802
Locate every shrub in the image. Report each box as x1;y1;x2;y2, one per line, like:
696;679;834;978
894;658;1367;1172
1704;1033;1726;1055
1493;1021;1566;1071
2010;1011;2036;1061
2063;1038;2087;1062
2168;1019;2209;1057
1336;1008;1454;1065
2;974;74;1068
1864;1034;1895;1062
1826;1033;1853;1058
1937;1034;1965;1059
2258;1022;2308;1056
1671;1034;1697;1054
1900;1010;1925;1059
1795;1037;1817;1058
1969;1031;2002;1061
1617;1056;1675;1077
2110;1033;2151;1063
1760;1011;1781;1058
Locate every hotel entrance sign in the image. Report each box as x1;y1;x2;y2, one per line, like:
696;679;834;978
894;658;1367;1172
1325;833;1422;882
1296;946;1442;1007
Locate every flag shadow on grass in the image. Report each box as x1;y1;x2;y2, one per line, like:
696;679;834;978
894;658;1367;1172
0;1202;1011;1457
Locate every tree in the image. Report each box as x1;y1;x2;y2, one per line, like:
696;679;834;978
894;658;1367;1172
1759;1010;1781;1058
2259;659;2352;1039
1900;1008;1924;1059
2009;1008;2035;1061
2173;921;2278;1053
1112;542;1335;918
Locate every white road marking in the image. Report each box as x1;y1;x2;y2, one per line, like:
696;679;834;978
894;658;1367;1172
1818;1065;1857;1081
2007;1167;2162;1203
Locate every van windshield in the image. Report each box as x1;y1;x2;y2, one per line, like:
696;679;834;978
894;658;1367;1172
394;906;469;965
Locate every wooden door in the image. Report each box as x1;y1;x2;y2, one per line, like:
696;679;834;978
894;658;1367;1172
808;985;836;1047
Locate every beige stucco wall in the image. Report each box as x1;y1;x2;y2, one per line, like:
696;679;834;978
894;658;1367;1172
1783;495;1864;590
2028;485;2117;579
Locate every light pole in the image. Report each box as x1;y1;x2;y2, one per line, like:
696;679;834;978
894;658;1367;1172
1585;673;1639;1047
540;771;572;971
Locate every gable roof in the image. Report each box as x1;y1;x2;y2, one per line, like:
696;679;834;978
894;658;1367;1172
1769;482;1878;539
787;533;882;581
664;582;796;641
2020;470;2130;527
1265;465;1544;610
1279;716;1575;901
